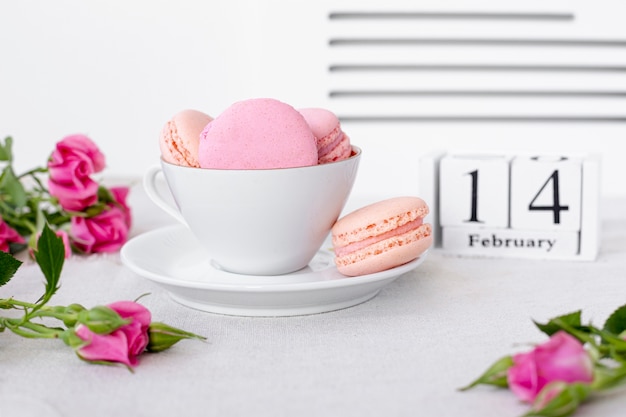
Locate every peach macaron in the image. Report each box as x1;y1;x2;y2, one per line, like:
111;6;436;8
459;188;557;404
331;197;433;276
159;109;213;168
298;107;352;164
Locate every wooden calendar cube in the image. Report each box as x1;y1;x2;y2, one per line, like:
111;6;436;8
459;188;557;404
419;151;600;261
439;153;512;228
510;156;582;231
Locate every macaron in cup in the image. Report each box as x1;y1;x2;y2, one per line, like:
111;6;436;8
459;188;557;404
159;109;213;168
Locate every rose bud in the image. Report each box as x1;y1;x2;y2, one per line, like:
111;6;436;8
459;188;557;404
147;322;206;353
77;305;130;334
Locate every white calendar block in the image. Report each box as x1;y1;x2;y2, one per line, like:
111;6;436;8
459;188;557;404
419;151;601;261
510;156;582;232
439;153;512;228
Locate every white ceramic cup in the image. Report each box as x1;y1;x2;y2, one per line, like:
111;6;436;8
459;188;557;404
144;147;361;275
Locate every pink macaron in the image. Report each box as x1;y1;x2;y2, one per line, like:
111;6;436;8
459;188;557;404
299;108;351;164
160;109;213;168
331;197;433;276
199;98;318;169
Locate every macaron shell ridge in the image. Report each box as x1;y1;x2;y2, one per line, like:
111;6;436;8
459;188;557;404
318;132;352;164
335;224;433;277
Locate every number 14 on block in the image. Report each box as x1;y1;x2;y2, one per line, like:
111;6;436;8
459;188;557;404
419;151;600;260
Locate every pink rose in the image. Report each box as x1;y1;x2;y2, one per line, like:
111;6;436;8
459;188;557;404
507;331;594;403
109;186;132;228
0;219;25;252
76;301;151;367
48;134;106;211
70;204;129;253
56;230;72;258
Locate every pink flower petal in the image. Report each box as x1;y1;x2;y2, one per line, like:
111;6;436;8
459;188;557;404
507;332;593;403
76;325;135;367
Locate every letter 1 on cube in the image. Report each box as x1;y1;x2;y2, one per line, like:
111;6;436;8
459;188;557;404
510;155;582;231
439;153;511;228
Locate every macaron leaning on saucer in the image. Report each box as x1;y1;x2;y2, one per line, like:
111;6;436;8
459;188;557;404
331;197;433;276
160;109;213;167
299;107;352;164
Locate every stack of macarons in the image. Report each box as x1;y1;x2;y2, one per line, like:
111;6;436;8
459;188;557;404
159;98;352;170
158;98;432;277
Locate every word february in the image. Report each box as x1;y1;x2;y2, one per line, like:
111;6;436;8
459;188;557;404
469;233;556;252
441;226;580;259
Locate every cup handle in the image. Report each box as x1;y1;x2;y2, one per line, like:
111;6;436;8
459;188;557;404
143;166;187;225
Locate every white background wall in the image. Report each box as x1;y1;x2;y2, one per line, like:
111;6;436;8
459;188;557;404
1;0;625;200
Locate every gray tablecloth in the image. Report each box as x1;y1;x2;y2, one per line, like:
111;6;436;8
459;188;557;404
2;181;625;417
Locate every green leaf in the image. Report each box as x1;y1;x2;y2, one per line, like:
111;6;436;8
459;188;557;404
592;363;626;390
0;136;13;161
525;382;591;417
0;165;28;208
603;303;626;335
97;185;115;204
534;311;583;337
0;251;23;287
458;355;513;391
34;224;65;303
592;327;626;361
77;306;130;334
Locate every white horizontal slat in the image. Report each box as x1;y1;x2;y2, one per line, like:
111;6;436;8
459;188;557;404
328;1;626;37
327;46;626;66
328;21;626;39
330;99;626;118
328;71;626;90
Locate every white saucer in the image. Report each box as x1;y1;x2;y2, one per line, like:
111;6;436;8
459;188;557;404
120;225;427;317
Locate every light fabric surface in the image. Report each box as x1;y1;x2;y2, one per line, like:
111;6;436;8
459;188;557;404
2;181;625;417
